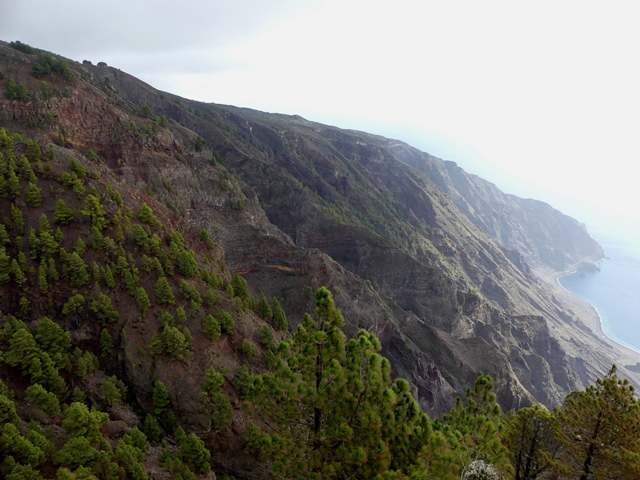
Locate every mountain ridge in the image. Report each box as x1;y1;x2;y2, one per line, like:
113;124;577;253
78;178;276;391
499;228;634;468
0;39;634;423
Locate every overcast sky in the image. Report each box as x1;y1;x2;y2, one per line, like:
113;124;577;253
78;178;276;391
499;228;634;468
4;0;640;240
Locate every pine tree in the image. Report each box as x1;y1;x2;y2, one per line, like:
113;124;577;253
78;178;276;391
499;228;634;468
34;317;71;369
66;252;90;287
178;433;211;473
202;314;221;341
24;383;61;415
272;296;288;331
152;381;170;414
257;292;272;319
248;287;426;479
62;294;85;323
99;328;114;356
89;292;120;327
440;374;512;477
202;367;232;431
155;276;175;304
138;203;156;224
0;224;10;246
555;365;640;479
143;414;164;442
26;140;41;162
10;203;24;234
81;194;108;231
216;309;235;335
54;199;75;225
136;287;151;317
25;181;43;207
38;262;48;294
504;404;562;480
0;246;11;284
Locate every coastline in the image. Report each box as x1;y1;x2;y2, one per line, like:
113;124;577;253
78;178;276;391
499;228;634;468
550;267;640;366
556;272;640;356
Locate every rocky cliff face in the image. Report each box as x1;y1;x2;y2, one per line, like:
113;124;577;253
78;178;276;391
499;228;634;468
385;140;604;272
0;41;631;417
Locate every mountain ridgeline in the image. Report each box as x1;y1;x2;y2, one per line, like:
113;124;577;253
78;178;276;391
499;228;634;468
0;39;636;478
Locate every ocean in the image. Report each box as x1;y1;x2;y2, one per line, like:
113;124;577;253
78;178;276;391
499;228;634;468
559;230;640;354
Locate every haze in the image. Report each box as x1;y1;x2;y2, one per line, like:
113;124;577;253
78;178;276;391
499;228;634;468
4;0;640;242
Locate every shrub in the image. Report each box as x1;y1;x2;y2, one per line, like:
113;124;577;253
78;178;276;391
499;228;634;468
217;310;235;335
202;314;221;341
9;41;36;54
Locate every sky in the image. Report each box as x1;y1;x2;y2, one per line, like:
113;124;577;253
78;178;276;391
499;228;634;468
3;0;640;242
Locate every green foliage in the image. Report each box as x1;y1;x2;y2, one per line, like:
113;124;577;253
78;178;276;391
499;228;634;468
53;436;99;469
234;364;253;397
25;181;43;207
243;422;266;455
271;296;288;331
0;423;47;467
81;194;108;231
178;433;211;473
143;414;164;442
6;463;44;480
241;338;256;358
504;404;561;480
194;136;206;152
202;367;233;431
257;324;276;352
25;383;61;415
99;328;114;357
0;393;19;426
148;331;164;356
172;247;199;278
162;324;192;360
62;293;85;320
136;286;151;316
257;292;273;319
217;309;235;335
34;316;71;368
0;246;11;284
555;365;640;479
85;149;100;163
69;158;87;178
31;54;75;81
10;40;36;54
179;280;202;305
89;292;120;325
61;402;109;440
158;115;169;127
138;203;156;224
5;78;30;101
248;287;430;479
202;314;221;341
101;375;127;406
230;273;253;307
155;276;175;304
440;375;511;476
26;140;41;162
152;381;171;414
204;288;217;308
66;252;90;287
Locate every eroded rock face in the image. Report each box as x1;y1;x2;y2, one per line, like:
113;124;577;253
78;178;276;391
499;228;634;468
0;41;632;418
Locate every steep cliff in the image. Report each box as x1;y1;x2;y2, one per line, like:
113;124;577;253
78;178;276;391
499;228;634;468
0;40;633;423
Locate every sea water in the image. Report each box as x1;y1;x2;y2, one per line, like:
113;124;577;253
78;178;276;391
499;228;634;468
559;230;640;354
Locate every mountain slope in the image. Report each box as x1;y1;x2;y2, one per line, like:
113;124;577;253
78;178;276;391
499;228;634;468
0;39;634;422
